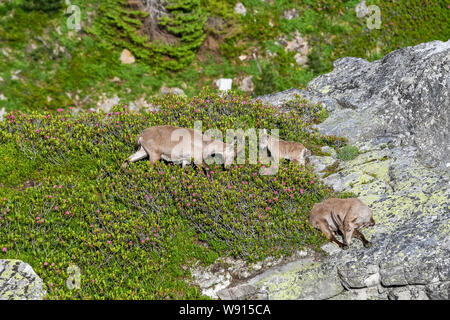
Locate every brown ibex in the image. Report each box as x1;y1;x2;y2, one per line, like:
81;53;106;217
259;129;310;165
122;125;239;169
309;198;375;249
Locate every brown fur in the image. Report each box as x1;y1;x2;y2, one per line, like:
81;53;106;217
309;198;375;249
122;125;237;169
260;129;310;165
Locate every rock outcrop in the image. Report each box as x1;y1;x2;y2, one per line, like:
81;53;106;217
234;2;247;16
260;40;450;169
119;49;135;64
0;259;46;300
216;40;449;300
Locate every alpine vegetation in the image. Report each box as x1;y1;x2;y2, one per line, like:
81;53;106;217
0;91;346;299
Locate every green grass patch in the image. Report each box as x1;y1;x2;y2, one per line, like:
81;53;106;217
336;145;360;161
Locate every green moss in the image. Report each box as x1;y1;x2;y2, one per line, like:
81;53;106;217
22;0;64;12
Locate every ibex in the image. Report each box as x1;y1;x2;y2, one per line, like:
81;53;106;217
259;129;310;165
121;125;238;169
309;198;375;249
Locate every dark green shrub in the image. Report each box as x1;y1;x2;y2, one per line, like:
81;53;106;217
253;64;278;96
88;0;207;71
22;0;64;12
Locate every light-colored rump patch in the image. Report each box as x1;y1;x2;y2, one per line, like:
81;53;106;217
128;147;148;162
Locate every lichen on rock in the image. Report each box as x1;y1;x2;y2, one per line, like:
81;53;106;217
0;259;46;300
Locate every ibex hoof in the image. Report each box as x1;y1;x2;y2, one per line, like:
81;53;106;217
364;242;372;248
342;245;349;250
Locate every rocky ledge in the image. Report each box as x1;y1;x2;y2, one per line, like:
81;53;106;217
213;40;449;300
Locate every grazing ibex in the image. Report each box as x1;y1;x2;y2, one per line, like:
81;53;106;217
309;198;375;249
122;125;238;169
259;129;310;165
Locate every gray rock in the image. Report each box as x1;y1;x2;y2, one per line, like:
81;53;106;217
96;93;120;113
331;286;386;300
234;2;246;16
308;40;450;169
191;249;315;299
160;85;185;96
387;285;429;300
257;88;304;108
403;256;440;285
338;262;380;289
437;256;450;281
321;146;337;157
0;260;46;300
320;242;341;255
255;263;345;300
308;155;337;176
283;8;298;20
217;284;257;300
239;76;254;92
425;281;450;300
119;49;135;64
379;260;409;286
257;87;339;113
